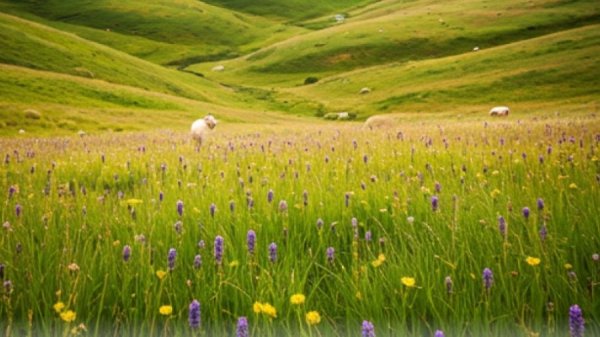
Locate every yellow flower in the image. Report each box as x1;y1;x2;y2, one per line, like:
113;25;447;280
401;277;416;287
490;189;501;199
355;291;362;300
371;254;386;267
253;302;263;314
53;301;65;313
229;260;239;267
569;183;578;189
526;256;541;266
305;311;321;325
159;305;173;316
156;270;167;280
290;294;306;305
261;303;277;318
564;263;573;270
60;310;76;323
126;198;143;205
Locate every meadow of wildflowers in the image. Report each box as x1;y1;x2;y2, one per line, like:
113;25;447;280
0;116;599;336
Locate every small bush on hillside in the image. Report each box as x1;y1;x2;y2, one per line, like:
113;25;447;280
24;109;41;119
304;76;319;85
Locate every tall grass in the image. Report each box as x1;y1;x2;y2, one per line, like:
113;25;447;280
1;115;598;336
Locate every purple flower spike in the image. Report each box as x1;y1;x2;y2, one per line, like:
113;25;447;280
269;242;277;263
15;204;22;217
194;254;202;269
188;299;201;329
498;216;506;237
229;200;235;213
4;280;12;294
569;304;584;337
0;263;4;279
539;225;547;242
168;248;177;271
159;191;164;202
210;203;216;218
247;230;256;255
483;268;493;290
537;198;544;210
176;200;184;217
345;192;351;207
174;221;183;234
365;230;372;242
8;186;16;198
267;189;274;203
362;320;375;337
522;207;530;219
431;196;439;212
316;218;324;230
122;245;131;262
434;330;445;337
236;316;249;337
279;200;288;212
214;236;224;265
435;182;441;193
327;247;335;263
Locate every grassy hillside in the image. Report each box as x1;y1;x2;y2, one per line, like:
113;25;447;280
282;25;600;118
0;0;306;66
188;0;600;87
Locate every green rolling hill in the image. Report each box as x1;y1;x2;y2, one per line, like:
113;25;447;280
0;0;598;136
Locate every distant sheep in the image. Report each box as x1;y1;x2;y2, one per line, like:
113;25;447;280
212;65;225;72
359;87;371;94
363;115;394;129
489;106;510;116
191;114;217;145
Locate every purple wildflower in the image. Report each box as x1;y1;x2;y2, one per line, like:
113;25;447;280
303;190;308;206
279;200;288;212
168;248;176;271
15;204;22;217
569;304;584;337
365;230;372;242
123;245;131;262
431;196;439;212
351;217;358;229
267;189;274;203
8;185;15;198
345;192;350;207
539;155;544;164
174;221;183;234
0;263;4;279
362;320;375;337
327;247;335;263
498;216;507;237
316;218;324;230
522;207;530;219
363;154;368;164
434;330;445;337
247;230;256;255
435;182;441;193
483;268;493;291
194;254;202;269
537;198;544;210
176;200;184;217
159;191;164;202
214;236;224;265
236;317;249;337
210;203;216;218
539;225;547;241
269;242;277;263
197;240;205;249
188;299;201;329
229;200;235;213
4;280;12;294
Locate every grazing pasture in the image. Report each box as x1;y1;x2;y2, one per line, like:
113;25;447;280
1;115;598;336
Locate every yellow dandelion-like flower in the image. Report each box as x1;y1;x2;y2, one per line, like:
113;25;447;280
261;303;277;318
526;256;541;266
401;277;416;287
305;311;321;325
290;294;306;305
492;170;500;176
60;310;76;323
564;263;573;270
126;199;143;205
371;253;386;267
253;302;263;314
228;260;240;267
159;305;173;316
53;301;65;313
569;183;578;189
156;270;167;280
490;189;501;199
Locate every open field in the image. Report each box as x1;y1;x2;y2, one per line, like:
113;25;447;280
1;115;599;336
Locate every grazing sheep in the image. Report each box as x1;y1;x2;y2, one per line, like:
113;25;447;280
363;115;394;129
359;87;371;94
191;114;217;145
489;106;510;116
212;65;225;72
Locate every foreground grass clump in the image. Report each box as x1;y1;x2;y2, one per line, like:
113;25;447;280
0;115;599;336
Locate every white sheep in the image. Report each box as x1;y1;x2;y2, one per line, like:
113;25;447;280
489;106;510;116
191;114;217;145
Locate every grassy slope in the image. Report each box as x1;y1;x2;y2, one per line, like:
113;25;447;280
0;0;306;66
283;25;600;117
188;0;600;87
